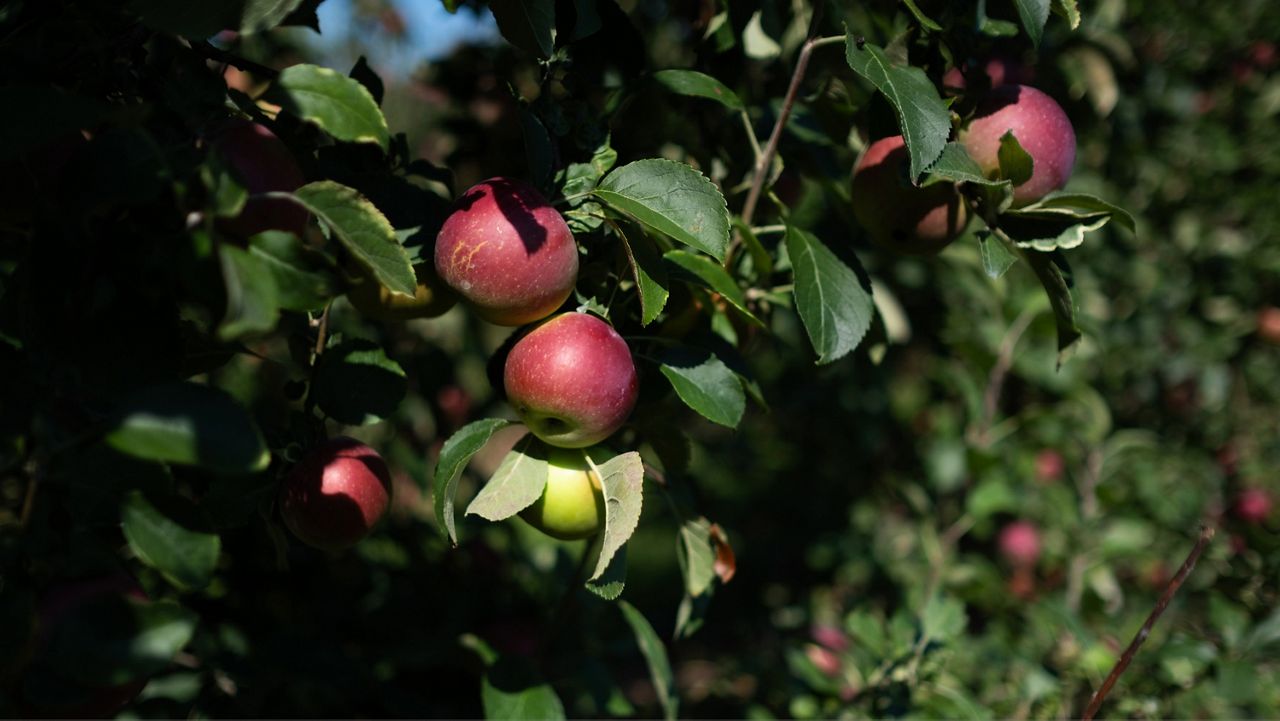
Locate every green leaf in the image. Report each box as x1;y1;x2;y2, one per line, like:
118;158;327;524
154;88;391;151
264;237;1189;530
663;250;761;325
1025;250;1081;353
678;518;717;597
901;0;943;30
844;37;950;177
518;106;554;192
481;656;566;720
923;143;1010;187
489;0;555;58
785;225;874;364
1000;214;1110;251
129;0;241;39
433;419;513;545
349;56;385;106
105;382;269;474
617;224;670;326
1006;192;1136;232
121;491;221;591
658;346;746;427
247;230;337;311
619;601;679;721
585;542;627;601
978;232;1020;279
293;181;415;295
594;159;731;261
651;69;743;111
921;596;968;642
42;598;197;687
268;64;390;149
466;436;548;521
587;451;644;588
1012;0;1051;47
240;0;309;32
1052;0;1082;29
218;244;280;341
997;131;1035;186
312;339;407;425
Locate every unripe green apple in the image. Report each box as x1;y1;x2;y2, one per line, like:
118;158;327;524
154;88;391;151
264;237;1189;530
279;437;392;550
504;313;639;448
519;445;607;540
215;119;309;239
347;263;458;321
960;85;1077;207
434;177;579;326
852;135;969;254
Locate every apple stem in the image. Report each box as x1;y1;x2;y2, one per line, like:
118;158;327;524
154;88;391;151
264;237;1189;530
1080;525;1215;720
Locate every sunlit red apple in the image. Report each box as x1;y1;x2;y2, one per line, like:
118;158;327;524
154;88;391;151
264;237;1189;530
434;177;579;326
960;85;1077;206
504;313;638;448
852;135;969;253
279;437;392;550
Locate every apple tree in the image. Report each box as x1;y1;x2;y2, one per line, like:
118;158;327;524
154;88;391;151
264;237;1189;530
3;0;1276;717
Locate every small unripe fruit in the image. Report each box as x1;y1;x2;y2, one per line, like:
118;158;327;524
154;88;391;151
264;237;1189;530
805;644;842;678
347;263;458;321
435;177;579;326
1234;489;1273;524
520;446;607;540
504;313;638;448
279;437;392;550
961;85;1077;207
852;135;969;254
215;120;309;238
998;520;1042;568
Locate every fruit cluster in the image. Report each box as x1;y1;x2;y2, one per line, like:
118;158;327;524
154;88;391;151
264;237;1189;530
224;167;641;548
852;62;1078;254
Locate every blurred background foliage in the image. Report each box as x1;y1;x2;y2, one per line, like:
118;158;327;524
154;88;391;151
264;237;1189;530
1;0;1278;718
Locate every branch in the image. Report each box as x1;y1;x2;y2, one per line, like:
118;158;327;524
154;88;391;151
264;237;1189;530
1081;525;1216;721
191;41;280;80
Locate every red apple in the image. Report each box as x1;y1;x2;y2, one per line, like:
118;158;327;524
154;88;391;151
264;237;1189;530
279;437;392;550
961;85;1077;207
20;576;150;718
1234;489;1273;524
852;135;969;253
1035;449;1064;483
998;520;1041;568
434;177;579;326
504;313;638;448
1257;306;1280;345
215;119;309;239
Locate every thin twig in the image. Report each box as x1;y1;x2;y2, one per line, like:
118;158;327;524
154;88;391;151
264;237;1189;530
1081;525;1216;721
740;110;763;162
970;306;1037;447
313;303;332;358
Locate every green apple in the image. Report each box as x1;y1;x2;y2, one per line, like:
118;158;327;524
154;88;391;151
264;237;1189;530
520;446;608;541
